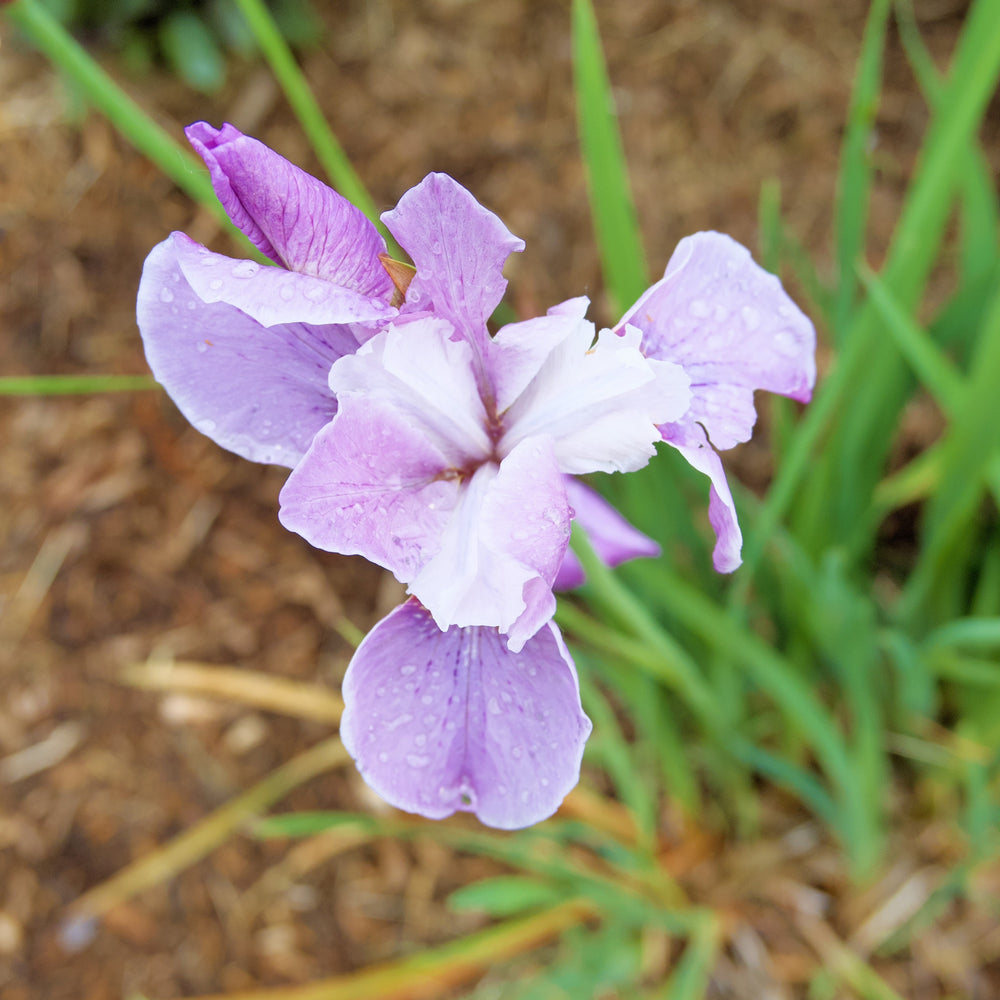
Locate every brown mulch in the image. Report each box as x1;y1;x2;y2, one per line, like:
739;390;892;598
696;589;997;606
1;1;996;998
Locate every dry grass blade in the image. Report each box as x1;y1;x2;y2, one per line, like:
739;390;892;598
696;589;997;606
797;913;906;1000
122;660;344;724
185;898;596;1000
63;737;350;932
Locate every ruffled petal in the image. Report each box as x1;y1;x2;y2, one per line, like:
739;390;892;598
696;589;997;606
171;233;396;330
499;321;691;475
381;173;524;351
553;477;660;590
186;121;393;299
330;318;492;465
661;420;743;573
618;231;816;450
277;395;458;580
410;438;570;649
340;600;592;829
488;297;589;413
138;236;362;467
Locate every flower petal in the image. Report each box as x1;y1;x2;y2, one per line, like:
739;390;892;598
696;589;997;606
381;173;524;350
499;321;691;475
618;231;816;450
172;233;396;330
329;318;493;465
410;437;570;649
553;477;660;590
138;236;363;467
186;121;393;299
277;394;458;580
340;600;592;829
488;297;589;414
661;420;743;573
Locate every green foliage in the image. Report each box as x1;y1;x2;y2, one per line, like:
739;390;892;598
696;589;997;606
31;0;321;93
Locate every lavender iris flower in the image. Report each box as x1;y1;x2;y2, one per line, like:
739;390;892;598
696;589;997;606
137;123;814;828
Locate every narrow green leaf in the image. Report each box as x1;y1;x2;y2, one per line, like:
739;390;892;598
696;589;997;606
0;374;156;395
571;0;647;316
832;0;891;340
448;875;565;917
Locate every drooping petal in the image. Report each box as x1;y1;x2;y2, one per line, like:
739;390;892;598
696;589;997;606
138;236;364;467
661;421;743;573
553;477;660;590
410;437;570;649
381;173;524;352
277;394;458;580
498;321;691;475
330;318;493;465
171;233;396;330
617;231;816;450
340;600;592;829
186;121;393;299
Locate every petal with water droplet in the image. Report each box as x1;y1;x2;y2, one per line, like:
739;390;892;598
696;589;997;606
340;600;591;829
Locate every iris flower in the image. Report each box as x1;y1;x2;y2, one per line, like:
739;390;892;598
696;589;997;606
138;123;814;828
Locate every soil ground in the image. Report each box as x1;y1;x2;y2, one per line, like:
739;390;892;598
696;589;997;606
1;1;997;997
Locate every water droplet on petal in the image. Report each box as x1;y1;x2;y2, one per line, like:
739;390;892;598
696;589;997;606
406;753;430;768
209;278;224;291
741;304;760;330
196;418;216;434
487;697;501;716
231;260;259;278
378;752;389;763
415;733;427;747
688;298;709;318
159;287;174;303
421;694;434;706
279;282;295;301
400;664;416;676
196;340;208;353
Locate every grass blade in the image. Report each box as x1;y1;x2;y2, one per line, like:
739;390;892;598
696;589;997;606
832;0;892;340
571;0;647;317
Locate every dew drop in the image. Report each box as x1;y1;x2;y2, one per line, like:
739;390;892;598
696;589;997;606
688;298;709;318
487;697;501;716
741;304;760;330
400;664;417;676
378;752;389;763
159;287;174;303
279;283;296;301
406;753;430;768
186;300;197;311
520;790;530;804
231;260;259;278
415;733;427;747
421;694;434;706
511;746;522;759
774;331;798;357
209;278;224;291
541;777;549;787
423;714;436;726
196;418;216;434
